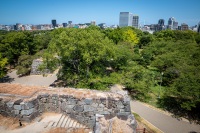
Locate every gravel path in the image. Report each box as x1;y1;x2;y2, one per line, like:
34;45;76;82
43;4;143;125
131;100;200;133
6;70;57;87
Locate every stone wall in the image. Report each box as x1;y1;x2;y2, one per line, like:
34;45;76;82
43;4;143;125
0;84;135;131
30;58;50;75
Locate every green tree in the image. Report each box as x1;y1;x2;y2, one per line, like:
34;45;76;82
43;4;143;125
0;53;8;78
48;28;115;89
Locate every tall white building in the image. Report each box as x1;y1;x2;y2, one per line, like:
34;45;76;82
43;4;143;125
119;12;133;27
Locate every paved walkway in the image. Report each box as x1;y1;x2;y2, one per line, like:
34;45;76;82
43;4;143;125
131;100;200;133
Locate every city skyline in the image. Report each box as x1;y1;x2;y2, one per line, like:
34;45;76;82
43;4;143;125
0;0;200;26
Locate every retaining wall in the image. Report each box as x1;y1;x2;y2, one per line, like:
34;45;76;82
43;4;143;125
0;84;135;130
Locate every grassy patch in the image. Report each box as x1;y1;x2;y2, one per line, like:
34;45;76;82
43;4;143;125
133;112;163;133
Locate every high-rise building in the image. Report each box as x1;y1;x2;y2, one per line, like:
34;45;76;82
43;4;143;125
52;19;57;28
119;12;133;27
181;23;189;30
132;15;139;28
63;23;68;27
168;17;178;30
197;22;200;33
158;19;165;31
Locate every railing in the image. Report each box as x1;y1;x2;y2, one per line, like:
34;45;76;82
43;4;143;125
136;128;151;133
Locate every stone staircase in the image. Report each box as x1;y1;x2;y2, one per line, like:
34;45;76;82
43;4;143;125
44;114;89;129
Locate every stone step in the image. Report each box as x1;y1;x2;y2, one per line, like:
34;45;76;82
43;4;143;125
69;119;74;127
47;121;54;128
65;116;71;128
56;114;65;127
72;121;77;128
61;116;69;128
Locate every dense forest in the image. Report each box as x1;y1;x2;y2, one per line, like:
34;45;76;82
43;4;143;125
0;27;200;123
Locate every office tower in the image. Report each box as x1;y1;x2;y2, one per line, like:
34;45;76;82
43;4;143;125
52;19;57;28
119;12;133;27
181;23;189;30
198;22;200;33
132;15;139;28
168;17;178;30
158;19;165;31
63;23;68;27
173;22;178;30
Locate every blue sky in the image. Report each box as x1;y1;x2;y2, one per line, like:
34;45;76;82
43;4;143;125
0;0;200;26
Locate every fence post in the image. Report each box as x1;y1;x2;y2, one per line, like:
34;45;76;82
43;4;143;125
143;128;146;133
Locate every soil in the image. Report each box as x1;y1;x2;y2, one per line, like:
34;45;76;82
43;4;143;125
98;116;134;133
0;114;24;130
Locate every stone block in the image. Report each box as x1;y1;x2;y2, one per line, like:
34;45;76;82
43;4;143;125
84;111;94;117
99;103;104;108
21;111;39;122
124;105;130;112
76;116;85;122
14;105;21;110
61;102;67;111
41;98;47;103
24;102;34;109
117;112;131;116
12;110;19;115
67;99;77;104
77;100;86;105
91;103;98;107
84;98;93;105
87;120;95;129
84;105;95;111
73;105;84;112
97;108;103;111
98;111;110;115
59;95;68;99
40;93;49;98
120;109;125;112
52;94;58;98
116;102;124;109
20;102;25;110
6;101;14;108
14;99;23;105
21;108;35;116
66;105;75;109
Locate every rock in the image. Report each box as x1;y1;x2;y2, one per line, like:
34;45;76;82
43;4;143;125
21;108;35;116
84;98;93;105
98;111;110;115
99;103;104;108
116;101;124;109
67;99;77;104
14;99;23;105
6;101;14;108
73;105;84;112
14;105;21;110
91;103;98;107
84;105;95;112
117;112;131;116
11;110;19;115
